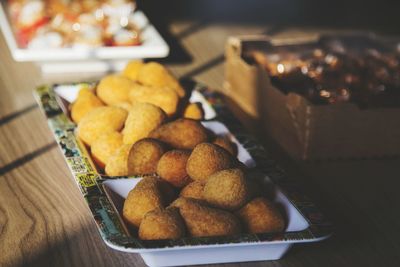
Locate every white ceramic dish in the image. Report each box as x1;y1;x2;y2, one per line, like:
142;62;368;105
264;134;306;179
102;173;311;267
34;83;333;267
0;2;169;74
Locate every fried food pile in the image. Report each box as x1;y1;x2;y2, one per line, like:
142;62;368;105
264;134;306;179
70;61;285;240
71;60;206;175
123;168;285;240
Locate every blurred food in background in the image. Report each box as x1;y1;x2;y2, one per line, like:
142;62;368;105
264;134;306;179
7;0;141;48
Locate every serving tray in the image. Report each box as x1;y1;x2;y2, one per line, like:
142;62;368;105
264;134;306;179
34;82;333;267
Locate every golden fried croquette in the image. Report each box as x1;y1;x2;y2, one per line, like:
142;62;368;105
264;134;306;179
127;138;167;175
123;102;166;144
91;131;123;169
71;88;104;123
183;102;204;120
236;197;285;234
170;197;241;237
113;101;132;111
186;143;236;182
105;144;132;176
123;176;175;227
149;119;209;149
97;74;135;105
179;181;205;200
137;62;185;97
122;60;144;81
157;150;191;187
203;169;249;211
138;207;186;240
129;84;179;116
213;136;238;156
77;106;127;146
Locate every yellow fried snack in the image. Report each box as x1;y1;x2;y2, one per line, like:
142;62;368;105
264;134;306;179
123;102;166;144
179;181;205;200
186;143;237;182
183;102;204;120
91;131;123;169
171;198;241;237
203;169;249;211
105;144;132;176
149;119;209;149
213;136;238;156
122;60;144;81
128;138;167;175
97;74;136;105
123;176;175;227
137;62;185;97
129;84;179;116
157;150;191;187
77;106;128;146
236;197;285;234
138;207;186;240
71;88;104;123
113;101;132;111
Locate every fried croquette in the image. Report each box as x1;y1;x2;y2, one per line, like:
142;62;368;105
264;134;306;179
123;176;175;227
97;74;136;105
138;207;186;240
149;119;209;149
91;131;123;169
104;144;132;176
123;102;166;144
213;136;238;156
236;197;285;234
122;60;144;81
179;181;205;200
71;88;104;123
203;169;249;211
170;197;241;237
129;84;179;116
157;150;191;187
77;106;127;146
127;138;167;175
183;102;204;120
137;62;185;97
186;143;236;182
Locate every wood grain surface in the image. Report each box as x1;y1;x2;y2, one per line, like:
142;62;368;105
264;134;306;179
1;9;400;267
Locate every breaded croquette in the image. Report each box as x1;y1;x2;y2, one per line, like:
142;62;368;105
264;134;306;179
97;74;136;105
138;207;186;240
123;176;175;227
122;60;144;81
157;150;191;187
149;119;209;150
203;168;249;211
77;106;127;146
91;131;123;169
179;181;205;200
137;62;185;97
236;197;285;234
71;88;104;123
123;102;166;144
183;102;204;120
171;197;241;237
213;136;238;156
129;84;179;116
105;144;132;176
186;143;236;182
128;138;167;175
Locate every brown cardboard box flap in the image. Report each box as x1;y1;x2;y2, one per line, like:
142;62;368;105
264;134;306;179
225;34;400;160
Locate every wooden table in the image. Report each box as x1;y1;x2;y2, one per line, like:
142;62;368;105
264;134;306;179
1;9;400;267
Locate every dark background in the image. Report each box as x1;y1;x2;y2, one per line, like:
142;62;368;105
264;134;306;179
139;0;400;34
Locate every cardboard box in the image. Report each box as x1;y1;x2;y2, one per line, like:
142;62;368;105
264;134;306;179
224;35;400;160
